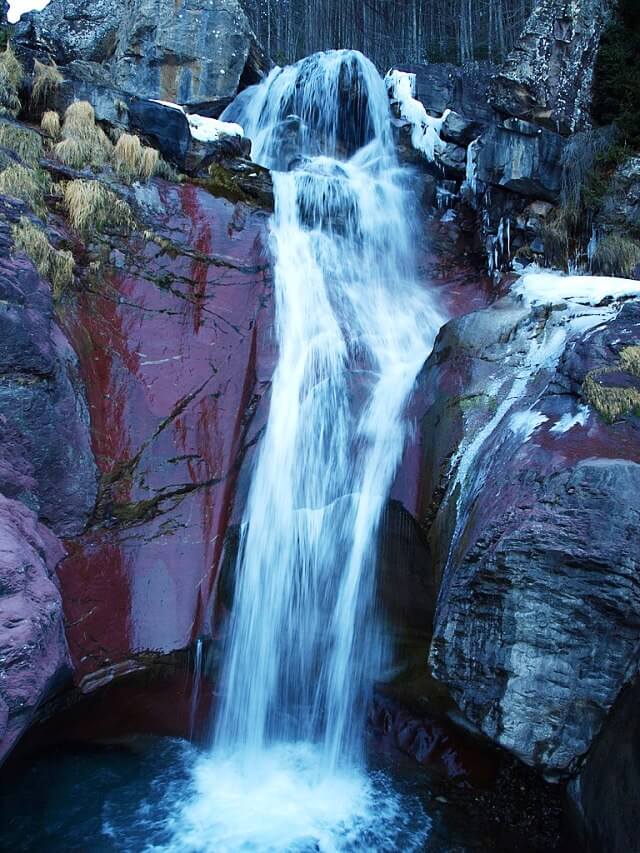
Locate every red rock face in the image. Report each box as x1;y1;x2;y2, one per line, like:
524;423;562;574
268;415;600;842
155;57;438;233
0;494;70;764
58;181;273;680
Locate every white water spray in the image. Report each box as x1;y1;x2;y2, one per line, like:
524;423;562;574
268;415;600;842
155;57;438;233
163;50;442;852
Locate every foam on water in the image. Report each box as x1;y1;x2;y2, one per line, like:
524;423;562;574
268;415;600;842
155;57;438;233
150;743;430;853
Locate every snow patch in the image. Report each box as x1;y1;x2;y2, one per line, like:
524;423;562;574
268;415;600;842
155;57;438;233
550;405;591;434
150;100;244;143
385;69;449;162
515;269;640;306
509;409;548;442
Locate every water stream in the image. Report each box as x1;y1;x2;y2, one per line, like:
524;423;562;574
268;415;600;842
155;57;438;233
158;50;444;851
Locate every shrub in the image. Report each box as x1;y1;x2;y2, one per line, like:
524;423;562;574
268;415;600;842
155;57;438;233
0;121;43;166
12;216;74;298
40;110;60;141
0;44;22;117
591;234;640;278
31;59;63;107
0;163;50;217
53;100;112;169
63;178;135;234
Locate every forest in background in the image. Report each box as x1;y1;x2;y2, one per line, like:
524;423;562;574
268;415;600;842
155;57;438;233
240;0;536;68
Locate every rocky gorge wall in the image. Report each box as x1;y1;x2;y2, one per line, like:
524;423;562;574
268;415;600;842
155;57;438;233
0;0;638;850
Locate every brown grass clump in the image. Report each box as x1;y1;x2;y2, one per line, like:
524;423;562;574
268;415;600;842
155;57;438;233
31;59;63;107
40;110;61;141
53;100;113;169
112;132;143;180
539;212;570;270
63;178;135;234
140;145;159;179
591;234;640;278
0;121;43;166
0;45;23;117
12;216;74;298
111;132;171;182
0;163;50;217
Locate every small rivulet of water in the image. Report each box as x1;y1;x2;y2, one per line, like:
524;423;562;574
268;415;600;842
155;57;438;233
162;50;444;853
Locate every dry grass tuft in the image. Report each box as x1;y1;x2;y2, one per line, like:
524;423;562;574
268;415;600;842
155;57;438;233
140;146;159;179
53;100;112;169
539;213;569;270
591;234;640;278
12;216;74;298
0;163;50;216
63;178;135;234
111;132;171;182
40;110;61;141
112;132;143;180
0;45;23;117
0;121;43;166
31;59;63;107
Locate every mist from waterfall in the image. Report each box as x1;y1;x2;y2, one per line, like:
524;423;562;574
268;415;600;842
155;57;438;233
163;50;442;852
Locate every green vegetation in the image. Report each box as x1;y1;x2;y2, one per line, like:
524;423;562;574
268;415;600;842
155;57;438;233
0;44;23;117
12;216;74;298
583;345;640;423
593;0;640;149
0;121;43;166
0;163;50;217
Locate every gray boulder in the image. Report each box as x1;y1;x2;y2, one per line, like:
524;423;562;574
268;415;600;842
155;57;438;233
14;0;265;106
420;294;640;778
475;118;565;202
490;0;612;134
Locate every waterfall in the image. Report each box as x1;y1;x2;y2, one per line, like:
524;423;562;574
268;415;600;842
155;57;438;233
165;50;441;852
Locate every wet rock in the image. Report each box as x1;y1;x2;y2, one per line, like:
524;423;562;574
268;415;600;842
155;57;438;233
567;674;640;853
14;0;266;105
440;110;484;147
128;98;192;165
0;494;70;764
56;180;274;677
0;198;97;536
394;62;497;124
490;0;612;133
435;141;466;177
421;295;640;778
475;119;565;202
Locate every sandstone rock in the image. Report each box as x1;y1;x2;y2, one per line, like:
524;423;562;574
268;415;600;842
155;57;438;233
0;493;70;763
490;0;612;134
421;294;640;778
55;179;274;677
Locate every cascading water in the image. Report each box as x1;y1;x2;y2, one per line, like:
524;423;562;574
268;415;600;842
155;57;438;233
161;50;443;852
